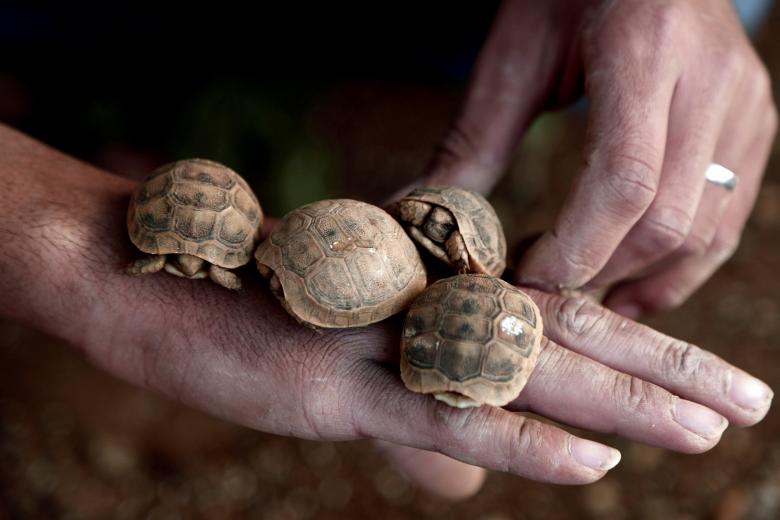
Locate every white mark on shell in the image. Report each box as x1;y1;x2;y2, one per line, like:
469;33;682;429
500;315;524;336
330;238;355;252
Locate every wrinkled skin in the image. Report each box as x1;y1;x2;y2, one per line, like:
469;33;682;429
406;0;777;319
0;125;772;499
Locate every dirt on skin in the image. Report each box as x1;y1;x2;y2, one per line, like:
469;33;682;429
2;11;780;520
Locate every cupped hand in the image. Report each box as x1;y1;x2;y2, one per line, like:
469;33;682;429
0;127;771;500
416;0;777;318
75;251;775;492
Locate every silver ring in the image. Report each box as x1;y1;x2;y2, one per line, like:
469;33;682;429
705;163;738;190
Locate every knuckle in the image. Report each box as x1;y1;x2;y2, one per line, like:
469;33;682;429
637;208;692;253
715;46;746;83
505;416;544;473
588;1;682;57
434;403;487;447
711;233;740;263
607;2;684;58
554;240;605;284
658;339;705;382
745;61;773;103
645;2;685;49
649;284;688;312
553;295;607;336
603;151;659;216
611;372;659;414
678;231;712;258
537;230;604;285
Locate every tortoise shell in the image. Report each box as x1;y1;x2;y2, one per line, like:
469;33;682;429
127;158;263;268
400;274;542;408
255;199;427;328
398;186;507;276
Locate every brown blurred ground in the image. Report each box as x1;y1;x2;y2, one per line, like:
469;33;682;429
2;11;780;520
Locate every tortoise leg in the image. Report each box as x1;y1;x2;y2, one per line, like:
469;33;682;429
265;273;319;331
422;207;456;243
408;226;450;264
127;254;166;276
445;230;470;274
209;265;242;290
257;264;286;300
256;262;273;280
397;200;432;226
268;272;284;300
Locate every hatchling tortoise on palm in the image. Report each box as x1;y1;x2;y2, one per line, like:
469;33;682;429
255;199;427;328
392;186;507;276
127;158;263;290
401;274;543;408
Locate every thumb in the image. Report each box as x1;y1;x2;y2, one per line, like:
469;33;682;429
421;1;582;195
373;440;487;500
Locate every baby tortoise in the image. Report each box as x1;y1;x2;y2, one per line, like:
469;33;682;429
392;186;507;276
127;158;263;289
255;199;427;328
401;274;542;408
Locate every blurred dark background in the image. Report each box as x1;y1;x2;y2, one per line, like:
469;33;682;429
1;2;779;518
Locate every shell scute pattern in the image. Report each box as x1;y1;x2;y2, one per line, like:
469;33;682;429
272;212;311;246
128;159;263;268
282;233;322;276
438;340;482;381
501;291;538;328
406;335;438;368
400;274;543;407
350;248;397;304
255;199;427;328
483;343;517;380
169;182;230;212
173;207;217;242
307;261;360;310
139;197;174;231
178;164;236;189
440;314;492;344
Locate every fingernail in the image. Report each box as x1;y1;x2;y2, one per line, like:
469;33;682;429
608;302;642;320
673;399;728;439
570;438;622;471
730;372;774;411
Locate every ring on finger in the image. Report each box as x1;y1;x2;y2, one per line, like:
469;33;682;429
705;163;738;191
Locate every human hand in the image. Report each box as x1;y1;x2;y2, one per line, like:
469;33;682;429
0;125;771;500
416;0;777;319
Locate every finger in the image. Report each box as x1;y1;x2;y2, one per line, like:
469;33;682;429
373;441;487;500
593;52;771;289
673;56;775;261
525;289;773;426
605;95;777;316
509;338;727;453
356;365;621;485
586;65;736;289
516;39;680;290
422;1;582;194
